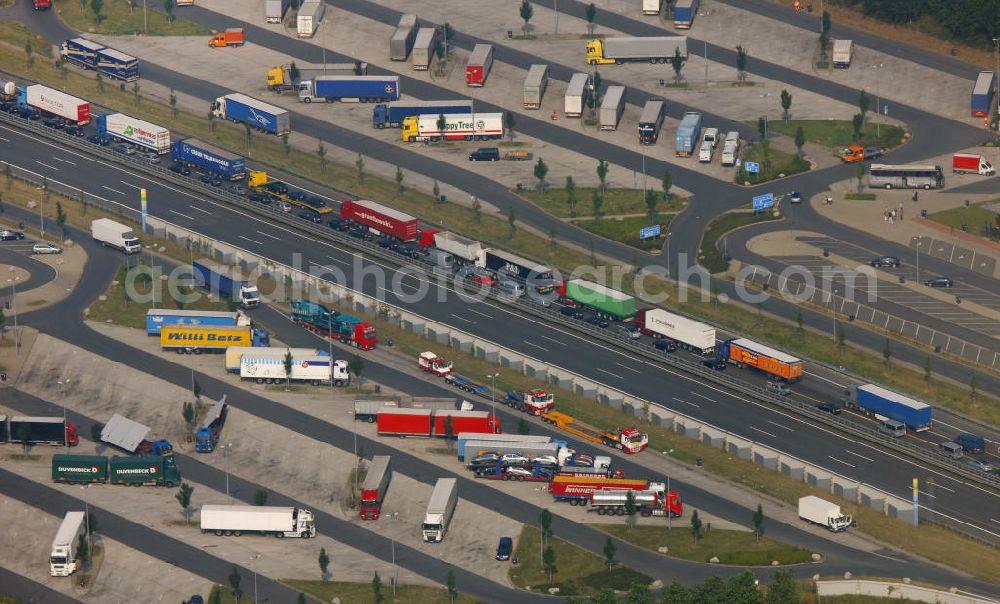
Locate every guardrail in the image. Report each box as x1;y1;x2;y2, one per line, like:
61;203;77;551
3;109;998;493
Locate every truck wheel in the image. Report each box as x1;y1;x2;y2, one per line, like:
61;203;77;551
597;507;606;515
193;349;202;355
256;378;265;384
215;529;224;536
615;508;625;516
303;97;312;103
276;532;285;539
312;380;320;386
233;531;242;537
223;530;233;536
641;509;652;517
366;417;375;423
175;349;185;355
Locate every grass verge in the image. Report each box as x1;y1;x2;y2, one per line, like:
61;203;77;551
927;199;1000;234
283;579;483;604
766;120;906;150
508;525;652;596
699;211;780;273
845;193;877;201
572;214;673;251
517;187;685;219
735;144;811;184
594;525;816;565
54;0;211;36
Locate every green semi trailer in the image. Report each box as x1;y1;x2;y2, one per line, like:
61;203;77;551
52;454;181;487
560;279;637;320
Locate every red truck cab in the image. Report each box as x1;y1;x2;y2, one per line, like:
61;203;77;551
33;0;52;10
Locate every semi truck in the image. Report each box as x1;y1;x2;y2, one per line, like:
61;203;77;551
298;75;400;103
96;113;170;154
51;454;108;484
457;433;553;461
523;64;549;109
2;416;78;446
264;0;289;23
549;474;658;505
91;218;140;254
240;353;349;386
952;153;995;176
146;309;249;336
19;84;90;125
564;73;590;118
599;85;626;131
192;259;261;309
557;279;636;321
160;325;270;354
586;36;688;65
225;346;327;373
296;0;325;38
171;138;246;180
848;384;932;432
636;308;715;355
832;39;854;68
372;100;473;129
418;351;453;376
195;396;228;453
390;14;419;61
377;408;500;438
289;299;378;350
211;93;290;135
360;455;393;520
423;478;458;542
433;231;484;264
971;71;996;117
267;62;367;92
61;39;139;82
411;28;439;70
638;100;665;145
60;38;103;71
719;338;804;382
675;111;702;157
466;44;494;87
504;389;555;415
798;496;852;532
51;454;181;487
541;410;647;454
590;487;682;517
340;199;418;240
672;0;699;28
479;249;557;293
200;505;316;538
208;28;245;48
401;112;504;142
50;511;86;576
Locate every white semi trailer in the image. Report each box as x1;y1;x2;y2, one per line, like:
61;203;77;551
422;478;458;542
50;511;86;576
200;505;316;538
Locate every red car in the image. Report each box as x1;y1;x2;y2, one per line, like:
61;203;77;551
471;274;496;286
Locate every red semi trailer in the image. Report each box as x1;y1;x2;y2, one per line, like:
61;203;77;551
375;408;500;438
340;199;418;241
465;44;494;87
360;455;393;520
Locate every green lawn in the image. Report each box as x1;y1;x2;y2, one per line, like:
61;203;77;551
595;525;816;565
283;579;484;604
509;526;652;597
572;214;674;252
735;144;811;184
767;120;907;150
699;211;780;273
55;0;210;36
927;199;1000;234
518;187;686;219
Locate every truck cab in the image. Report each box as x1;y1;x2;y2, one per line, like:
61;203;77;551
297;79;321;103
585;39;614;65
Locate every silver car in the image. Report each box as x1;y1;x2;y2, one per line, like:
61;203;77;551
967;459;994;472
32;242;62;254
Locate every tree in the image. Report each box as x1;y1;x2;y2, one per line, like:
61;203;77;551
821;10;831;36
349;354;365;384
56;201;67;237
663;579;692;604
690;509;703;543
852;110;865;140
395;165;404;195
318;547;330;581
472;196;482;224
283;133;291;158
182;401;195;431
855;161;865;192
591;189;603;221
518;418;531;435
819;34;830;60
317;138;327;172
696;576;727;603
133;81;141;107
95;72;104;93
533;158;548;189
596;159;609;191
970;372;978;400
90;422;103;443
289;62;301;84
244;119;253;155
519;0;534;34
794;126;806;159
836;325;846;348
24;39;33;69
446;569;457;604
433;180;441;203
591;72;602;108
780;89;792;121
90;0;103;24
591;590;619;604
757;116;767;142
624;489;637;529
442;23;456;55
671;47;685;83
76;534;90;569
353;60;364;75
644;188;657;224
176;483;194;522
602;536;616;572
565;176;577;217
16;422;31;454
254;488;268;506
725;571;762;603
372;571;383;604
796;309;804;332
859;89;871;120
507;207;517;238
626;583;655;604
883;338;892;366
164;0;174;22
752;504;764;542
283;349;293;386
228;566;243;600
193;379;202;401
210;588;223;604
443;415;455;447
548;225;558;252
208;109;216;133
735;45;748;81
540;508;553;545
924;356;932;384
585;3;597;34
436;113;447;140
504;111;516;142
766;569;797;604
355;153;365;184
542;545;557;583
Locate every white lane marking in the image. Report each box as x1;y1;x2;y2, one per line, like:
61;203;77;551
828;456;856;468
36;160;58;170
238;235;263;245
467;308;492;319
169;210;194;220
307;260;340;272
449;313;473;324
325;255;350;266
0;136;8;142
541;335;566;346
844;450;875;462
672;397;699;408
749;426;777;439
596;368;623;379
119;181;141;189
690;392;716;402
52;157;76;166
767;420;794;432
934;483;956;493
258;230;281;241
189;206;213;215
524;341;548;352
102;185;126;196
615;362;642;374
990;518;1000;525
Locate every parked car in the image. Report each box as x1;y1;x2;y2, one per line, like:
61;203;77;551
298;210;322;223
470;453;500;466
703;357;727;371
168;162;191;176
500;453;530;467
31;242;62;254
88;134;111;146
968;459;994;472
816;402;842;415
654;339;677;353
349;228;373;241
0;230;25;241
469;147;500;162
560;306;584;319
586;316;609;329
616;325;641;340
199;173;222;187
924;277;954;288
870;256;901;268
533;455;559;467
496;537;513;561
398;245;424;259
503;466;537;479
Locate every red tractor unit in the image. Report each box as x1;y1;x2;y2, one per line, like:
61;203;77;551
418;351;453;376
360;455;393;520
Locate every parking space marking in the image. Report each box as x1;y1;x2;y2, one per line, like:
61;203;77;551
828;456;856;468
845;450;875;462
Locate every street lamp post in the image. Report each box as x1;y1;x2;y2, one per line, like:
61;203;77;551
221;443;233;499
871;63;884;140
58;379;71;452
250;554;261;604
8;277;19;356
487;373;499;420
80;485;91;561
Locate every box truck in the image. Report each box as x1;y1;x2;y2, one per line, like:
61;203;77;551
208;28;245;48
340;199;418;240
675;111;702;156
466;44;494;87
433;231;485;264
636;308;715;355
720;131;740;166
642;0;662;15
109;455;181;487
192;259;261;308
401;112;504;142
672;0;699;29
523;64;549;109
412;28;439;70
171;138;246;180
952;153;994;176
296;0;325;38
971;71;996;117
267;62;367;92
798;496;852;532
423;478;458;542
211;93;290;135
6;416;79;446
479;248;557;293
557;279;636;320
372;100;474;129
564;73;590;117
240;353;349;386
200;505;316;538
19;84;90;125
638;99;665;144
50;512;86;576
587;37;687;65
298;75;400;103
96;113;170;154
390;14;419;61
832;39;854;68
90;218;140;254
264;0;290;23
360;455;393;520
720;338;804;382
599;85;626;131
848;384;932;432
160;325;270;354
146;309;249;336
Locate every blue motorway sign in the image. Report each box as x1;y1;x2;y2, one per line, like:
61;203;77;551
744;161;760;173
639;224;662;240
752;193;774;211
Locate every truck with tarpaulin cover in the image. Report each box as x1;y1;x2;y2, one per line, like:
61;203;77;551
159;325;270;354
848;384;932;432
171;138;247;180
557;279;636;321
719;338;803;382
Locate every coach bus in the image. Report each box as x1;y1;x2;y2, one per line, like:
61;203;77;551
868;164;944;190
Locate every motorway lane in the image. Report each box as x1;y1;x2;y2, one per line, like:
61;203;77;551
0;567;81;604
4;128;1000;543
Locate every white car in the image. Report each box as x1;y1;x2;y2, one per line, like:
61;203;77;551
533;455;559;467
32;242;62;254
500;453;530;466
616;325;641;340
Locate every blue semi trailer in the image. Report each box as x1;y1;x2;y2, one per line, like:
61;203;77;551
211;93;290;135
848;384;933;432
298;75;400;103
171;138;246;180
61;38;139;82
674;112;702;157
372;99;474;128
145;309;249;336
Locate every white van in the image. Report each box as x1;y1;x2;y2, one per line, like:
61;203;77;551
698;141;714;163
498;280;525;298
702;127;719;148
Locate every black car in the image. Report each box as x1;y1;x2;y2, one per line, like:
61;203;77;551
168;162;192;176
870;256;900;268
469;147;500;161
308;196;327;208
0;230;25;241
20;108;40;120
287;191;308;202
225;183;247;196
298;210;322;223
560;306;584;319
248;192;269;204
703;357;727;370
63;124;85;137
654;339;677;353
42;117;63;129
924;277;954;288
586;316;609;329
264;182;288;195
377;238;400;251
199;173;222;187
326;217;349;231
816;402;843;415
349;228;374;241
88;134;111;146
398;245;424;259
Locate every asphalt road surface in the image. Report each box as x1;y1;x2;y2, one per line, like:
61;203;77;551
0;566;81;604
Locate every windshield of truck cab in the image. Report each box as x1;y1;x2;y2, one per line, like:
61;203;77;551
50;555;67;564
422;523;441;532
627;434;646;443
